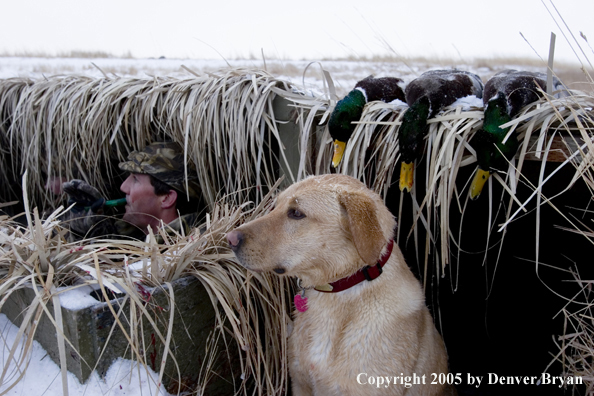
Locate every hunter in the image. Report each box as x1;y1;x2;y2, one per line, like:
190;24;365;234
63;141;202;241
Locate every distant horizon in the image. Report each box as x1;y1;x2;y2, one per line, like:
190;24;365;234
0;49;586;67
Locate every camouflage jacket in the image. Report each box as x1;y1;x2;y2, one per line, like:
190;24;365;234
65;209;198;243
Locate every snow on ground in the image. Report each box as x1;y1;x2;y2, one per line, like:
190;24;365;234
0;57;255;80
0;314;172;396
0;56;554;98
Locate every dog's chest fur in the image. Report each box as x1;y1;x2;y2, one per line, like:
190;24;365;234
289;263;426;389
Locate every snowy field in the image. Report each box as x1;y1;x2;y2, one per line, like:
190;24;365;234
0;55;590;396
1;56;587;98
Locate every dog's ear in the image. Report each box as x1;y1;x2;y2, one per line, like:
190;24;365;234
338;190;385;265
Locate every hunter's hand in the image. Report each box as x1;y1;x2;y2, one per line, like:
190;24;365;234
62;179;105;212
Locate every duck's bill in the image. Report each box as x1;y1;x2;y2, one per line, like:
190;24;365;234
399;161;414;192
332;140;347;168
469;169;491;200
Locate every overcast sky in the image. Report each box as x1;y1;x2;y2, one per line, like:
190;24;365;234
1;0;592;64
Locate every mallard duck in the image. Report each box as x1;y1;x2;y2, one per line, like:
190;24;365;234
399;69;484;192
468;69;565;200
328;76;405;167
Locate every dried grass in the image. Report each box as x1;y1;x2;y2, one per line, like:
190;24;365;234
543;255;594;393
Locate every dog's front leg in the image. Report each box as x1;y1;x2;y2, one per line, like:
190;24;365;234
289;353;314;395
291;379;313;396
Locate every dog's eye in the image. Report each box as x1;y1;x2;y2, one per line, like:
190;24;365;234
288;208;306;220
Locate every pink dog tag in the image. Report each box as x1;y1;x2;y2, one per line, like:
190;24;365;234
294;293;308;312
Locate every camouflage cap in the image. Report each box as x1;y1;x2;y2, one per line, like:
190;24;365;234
118;142;201;199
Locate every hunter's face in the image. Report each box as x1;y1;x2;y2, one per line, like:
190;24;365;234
120;173;161;231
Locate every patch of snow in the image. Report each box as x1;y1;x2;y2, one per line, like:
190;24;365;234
127;259;151;272
450;95;484;110
0;313;173;396
388;98;408;108
57;284;100;310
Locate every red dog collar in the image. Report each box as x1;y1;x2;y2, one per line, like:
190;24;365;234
314;239;394;293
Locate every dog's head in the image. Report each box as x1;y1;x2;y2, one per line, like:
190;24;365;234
226;175;396;288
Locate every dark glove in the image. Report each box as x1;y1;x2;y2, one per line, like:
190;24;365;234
62;180;114;239
63;179;105;213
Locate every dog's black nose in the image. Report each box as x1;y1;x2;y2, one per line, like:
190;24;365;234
226;230;244;251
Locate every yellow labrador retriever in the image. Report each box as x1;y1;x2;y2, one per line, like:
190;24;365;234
227;174;455;395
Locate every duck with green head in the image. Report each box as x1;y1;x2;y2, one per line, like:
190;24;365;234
328;76;406;167
399;69;484;192
469;69;566;200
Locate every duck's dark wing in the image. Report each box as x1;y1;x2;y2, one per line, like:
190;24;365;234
483;70;565;117
405;70;484;117
354;76;406;103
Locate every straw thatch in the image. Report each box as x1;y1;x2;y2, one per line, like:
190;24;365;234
0;69;308;211
546;267;594;394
